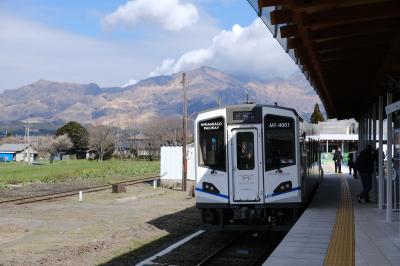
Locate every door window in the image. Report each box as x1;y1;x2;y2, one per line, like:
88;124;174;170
236;132;255;170
265;115;295;170
198;117;226;171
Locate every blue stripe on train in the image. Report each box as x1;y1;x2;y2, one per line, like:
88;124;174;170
195;187;229;199
196;186;301;200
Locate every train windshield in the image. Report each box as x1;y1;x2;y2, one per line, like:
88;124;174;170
236;132;255;170
264;115;295;171
198;117;226;171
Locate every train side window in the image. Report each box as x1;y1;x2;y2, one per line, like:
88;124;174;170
264;115;296;171
198;117;226;171
236;132;255;170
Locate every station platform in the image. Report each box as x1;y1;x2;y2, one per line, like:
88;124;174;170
263;164;400;266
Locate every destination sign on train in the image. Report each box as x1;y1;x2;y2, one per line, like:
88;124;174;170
233;111;255;121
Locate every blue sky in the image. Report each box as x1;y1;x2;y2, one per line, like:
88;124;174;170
0;0;298;91
1;0;255;37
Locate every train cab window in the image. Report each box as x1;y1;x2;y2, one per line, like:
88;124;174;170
264;115;295;171
198;117;226;171
236;132;255;170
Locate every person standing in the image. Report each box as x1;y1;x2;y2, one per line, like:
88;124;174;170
356;145;374;203
353;146;358;178
333;147;343;173
348;147;356;176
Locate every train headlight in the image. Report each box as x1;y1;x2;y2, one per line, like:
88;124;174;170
202;182;220;194
273;181;293;194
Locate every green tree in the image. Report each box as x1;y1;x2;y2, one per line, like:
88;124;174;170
310;103;325;124
56;121;89;154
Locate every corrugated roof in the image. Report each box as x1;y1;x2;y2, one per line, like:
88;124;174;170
0;144;29;153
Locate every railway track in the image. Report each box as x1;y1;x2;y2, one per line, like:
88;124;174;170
195;232;284;266
0;175;159;205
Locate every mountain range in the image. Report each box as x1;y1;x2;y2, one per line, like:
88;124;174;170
0;66;322;129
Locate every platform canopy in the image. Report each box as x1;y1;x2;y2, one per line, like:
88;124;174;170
247;0;400;119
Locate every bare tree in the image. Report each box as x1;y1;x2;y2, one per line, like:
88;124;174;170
33;135;53;158
33;134;72;163
89;126;117;161
1;136;24;145
141;116;191;160
52;134;73;154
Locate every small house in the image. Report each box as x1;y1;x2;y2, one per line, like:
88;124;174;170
0;144;38;162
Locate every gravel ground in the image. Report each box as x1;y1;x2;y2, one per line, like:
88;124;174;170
0;184;200;266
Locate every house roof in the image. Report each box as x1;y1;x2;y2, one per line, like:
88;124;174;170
0;144;37;154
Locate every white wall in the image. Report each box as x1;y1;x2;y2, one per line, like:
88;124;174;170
187;144;195;181
15;153;23;162
160;145;195;181
160;146;182;180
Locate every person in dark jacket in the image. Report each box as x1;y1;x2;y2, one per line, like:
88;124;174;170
348;147;356;175
333;148;343;173
356;145;374;203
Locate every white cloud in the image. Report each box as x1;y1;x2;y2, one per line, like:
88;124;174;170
0;13;161;91
103;0;199;32
123;79;137;87
150;18;298;79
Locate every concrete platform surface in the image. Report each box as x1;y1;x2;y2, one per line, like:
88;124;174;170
263;164;400;266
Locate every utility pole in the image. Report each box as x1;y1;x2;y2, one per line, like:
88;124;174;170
25;120;31;165
181;73;188;192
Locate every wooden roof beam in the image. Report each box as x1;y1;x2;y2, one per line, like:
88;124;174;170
320;62;383;74
280;24;298;38
318;42;394;56
302;1;400;28
319;53;385;64
287;37;303;49
293;11;336;116
311;18;400;42
392;63;400;72
258;0;286;7
317;43;390;59
374;36;400;93
271;9;293;25
289;0;388;10
316;33;396;52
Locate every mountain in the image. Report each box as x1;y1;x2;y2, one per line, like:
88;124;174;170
0;66;323;128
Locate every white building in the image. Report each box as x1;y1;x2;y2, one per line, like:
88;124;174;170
0;144;38;162
160;144;195;188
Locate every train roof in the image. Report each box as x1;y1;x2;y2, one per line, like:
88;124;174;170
197;103;303;122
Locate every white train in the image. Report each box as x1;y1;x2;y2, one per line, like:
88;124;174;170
194;104;322;231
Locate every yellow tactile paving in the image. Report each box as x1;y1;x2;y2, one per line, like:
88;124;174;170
324;172;355;266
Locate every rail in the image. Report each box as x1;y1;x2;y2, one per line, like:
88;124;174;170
0;175;160;205
196;232;283;266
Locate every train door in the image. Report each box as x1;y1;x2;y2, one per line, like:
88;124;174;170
230;127;262;203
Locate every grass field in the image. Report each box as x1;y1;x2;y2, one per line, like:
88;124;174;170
0;159;160;186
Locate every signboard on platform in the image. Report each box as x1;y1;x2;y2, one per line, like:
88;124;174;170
385;100;400;115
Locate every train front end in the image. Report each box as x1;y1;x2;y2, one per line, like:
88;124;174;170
195;104;308;231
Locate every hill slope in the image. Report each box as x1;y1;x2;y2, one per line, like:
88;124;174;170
0;66;322;127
